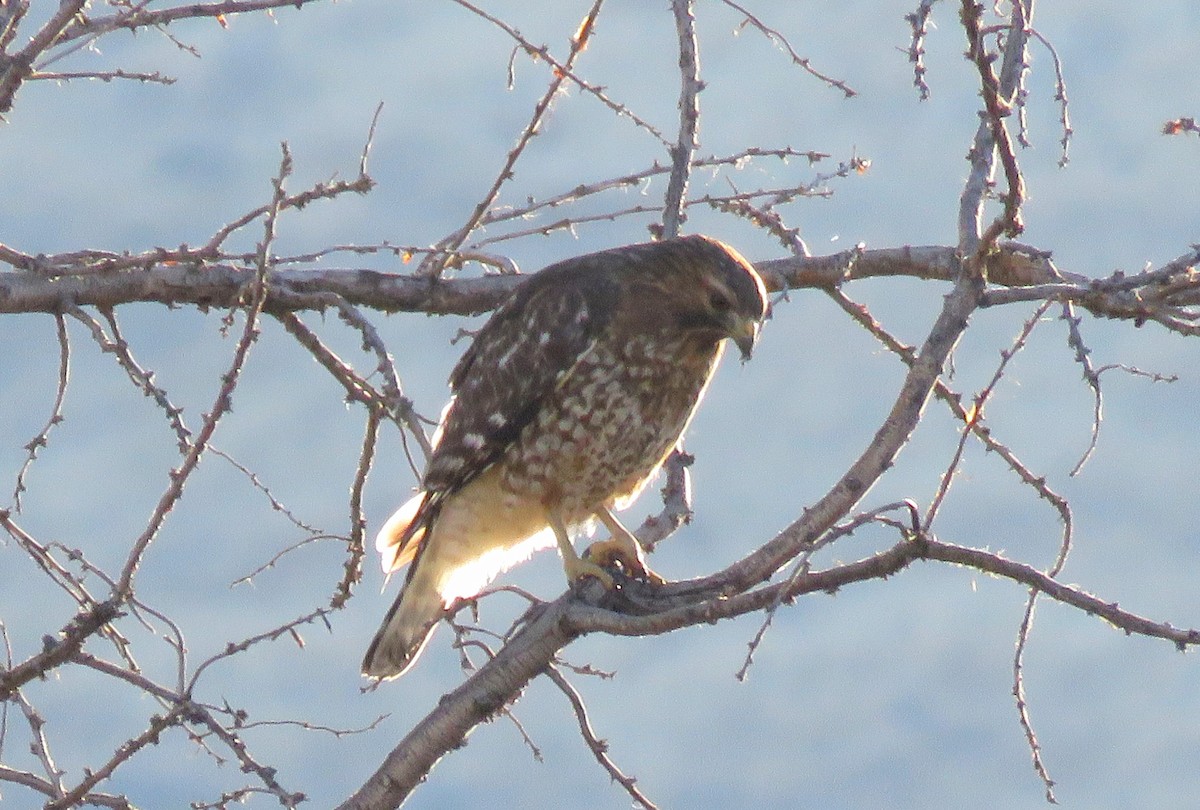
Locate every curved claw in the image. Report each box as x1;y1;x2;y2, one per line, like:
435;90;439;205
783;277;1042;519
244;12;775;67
582;537;666;585
548;507;666;589
587;506;667;585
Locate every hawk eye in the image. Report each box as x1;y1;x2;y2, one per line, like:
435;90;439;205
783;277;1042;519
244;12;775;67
708;288;733;313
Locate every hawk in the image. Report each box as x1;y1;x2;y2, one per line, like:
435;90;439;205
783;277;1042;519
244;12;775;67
363;235;768;679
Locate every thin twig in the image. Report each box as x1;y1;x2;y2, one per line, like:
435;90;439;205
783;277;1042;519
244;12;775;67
448;0;669;147
1069;359;1177;477
359;101;384;178
30;68;175;85
719;0;856;97
905;0;940;100
1029;27;1073;166
10;313;69;511
420;0;606;275
545;665;658;810
113;144;288;598
67;305;193;452
332;409;381;609
923;300;1054;530
13;690;65;799
188;606;334;690
231;534;343;588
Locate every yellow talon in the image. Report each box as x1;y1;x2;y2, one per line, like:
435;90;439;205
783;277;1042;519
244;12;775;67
587;507;666;585
548;507;666;589
548;510;615;589
582;537;665;585
562;550;616;589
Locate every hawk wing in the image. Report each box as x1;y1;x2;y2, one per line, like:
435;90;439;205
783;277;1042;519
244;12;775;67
424;254;622;494
377;253;622;573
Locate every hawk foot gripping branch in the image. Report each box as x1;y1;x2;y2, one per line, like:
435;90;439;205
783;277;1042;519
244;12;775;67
363;235;767;680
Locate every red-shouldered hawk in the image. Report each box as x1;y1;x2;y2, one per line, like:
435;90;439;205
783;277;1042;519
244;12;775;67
362;235;768;679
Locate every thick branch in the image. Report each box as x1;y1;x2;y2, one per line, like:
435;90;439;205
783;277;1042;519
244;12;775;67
341;511;1200;808
679;269;980;594
336;598;581;810
0;597;122;702
0;243;1064;316
6;243;1196;336
573;536;1200;651
338;253;986;808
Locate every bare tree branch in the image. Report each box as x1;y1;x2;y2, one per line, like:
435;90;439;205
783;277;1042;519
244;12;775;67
10;313;68;511
418;0;606;276
660;0;700;240
3;3;1198;808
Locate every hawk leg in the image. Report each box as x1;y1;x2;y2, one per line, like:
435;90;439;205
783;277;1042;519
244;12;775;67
585;507;666;585
548;510;615;589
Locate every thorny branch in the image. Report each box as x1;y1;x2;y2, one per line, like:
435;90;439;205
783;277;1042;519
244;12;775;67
3;2;1199;810
719;0;857;97
905;0;939;100
5;242;1200;336
545;665;658;810
417;0;607;277
660;0;701;241
10;313;68;511
959;0;1028;253
0;1;328;115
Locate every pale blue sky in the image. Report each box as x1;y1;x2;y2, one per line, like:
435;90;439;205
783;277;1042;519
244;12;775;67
1;3;1198;808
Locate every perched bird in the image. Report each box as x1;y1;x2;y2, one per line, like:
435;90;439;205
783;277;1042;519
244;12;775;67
363;235;768;679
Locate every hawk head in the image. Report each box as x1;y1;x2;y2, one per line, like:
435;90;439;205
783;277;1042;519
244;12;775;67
660;235;769;361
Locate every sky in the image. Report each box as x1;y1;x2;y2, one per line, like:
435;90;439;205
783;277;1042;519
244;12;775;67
1;2;1199;809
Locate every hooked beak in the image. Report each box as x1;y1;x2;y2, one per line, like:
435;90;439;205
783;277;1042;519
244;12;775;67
726;314;761;362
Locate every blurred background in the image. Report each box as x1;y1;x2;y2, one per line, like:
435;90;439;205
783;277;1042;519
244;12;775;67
1;2;1198;808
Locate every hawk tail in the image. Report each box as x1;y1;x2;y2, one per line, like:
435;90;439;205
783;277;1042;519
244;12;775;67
361;559;443;679
362;493;443;679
